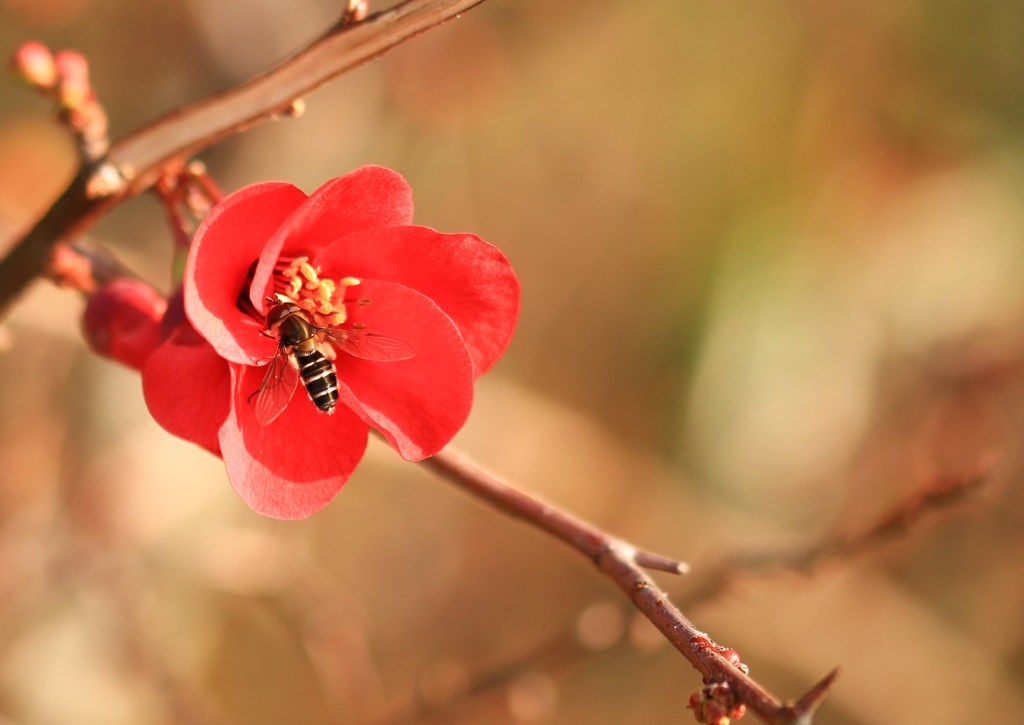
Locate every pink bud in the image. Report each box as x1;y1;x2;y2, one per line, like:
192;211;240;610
10;41;58;90
53;49;91;109
720;648;742;667
83;278;167;371
54;49;88;84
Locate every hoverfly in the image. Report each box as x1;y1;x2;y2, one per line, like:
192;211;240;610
252;299;415;426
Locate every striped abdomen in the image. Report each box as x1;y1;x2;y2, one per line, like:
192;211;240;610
295;347;338;414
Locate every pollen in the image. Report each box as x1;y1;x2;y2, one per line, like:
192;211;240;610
272;256;361;327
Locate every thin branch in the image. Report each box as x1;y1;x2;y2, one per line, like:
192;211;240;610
824;471;988;561
46;238;136;294
421;448;837;724
679;471;989;611
107;0;487;193
393;471;987;724
0;0;488;318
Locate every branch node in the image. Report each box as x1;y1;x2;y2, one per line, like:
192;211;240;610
634;549;691;575
342;0;370;25
84;161;129;199
609;538;690;575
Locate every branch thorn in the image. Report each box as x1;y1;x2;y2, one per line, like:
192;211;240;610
784;667;840;723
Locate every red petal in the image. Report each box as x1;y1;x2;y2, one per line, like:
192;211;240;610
185;181;307;364
315;226;519;377
249;166;414;307
219;363;369;519
333;279;474;460
142;322;230;455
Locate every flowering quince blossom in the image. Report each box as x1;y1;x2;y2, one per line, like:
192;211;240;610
132;166;519;519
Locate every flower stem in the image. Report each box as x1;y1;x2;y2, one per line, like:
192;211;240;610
422;447;837;724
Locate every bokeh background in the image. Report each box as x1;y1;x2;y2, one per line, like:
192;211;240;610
2;1;1024;723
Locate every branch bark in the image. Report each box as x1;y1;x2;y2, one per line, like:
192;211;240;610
422;448;838;724
0;0;486;318
680;471;988;611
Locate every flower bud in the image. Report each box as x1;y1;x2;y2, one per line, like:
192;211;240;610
10;41;58;90
700;699;727;722
53;50;91;109
720;649;742;667
83;278;167;371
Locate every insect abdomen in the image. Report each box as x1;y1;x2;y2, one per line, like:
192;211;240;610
296;349;338;414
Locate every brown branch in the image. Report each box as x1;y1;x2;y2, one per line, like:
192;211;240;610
810;471;987;563
680;471;989;611
422;448;837;725
0;0;488;319
46;237;139;294
405;470;988;723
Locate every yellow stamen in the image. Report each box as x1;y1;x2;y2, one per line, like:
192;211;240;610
268;257;365;328
299;261;319;283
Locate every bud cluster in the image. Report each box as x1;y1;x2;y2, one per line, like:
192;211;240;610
686;644;750;724
687;678;748;725
9;41;109;161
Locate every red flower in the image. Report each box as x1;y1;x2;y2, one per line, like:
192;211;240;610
141;166;520;519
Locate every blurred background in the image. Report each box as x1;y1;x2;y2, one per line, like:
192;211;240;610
1;0;1024;723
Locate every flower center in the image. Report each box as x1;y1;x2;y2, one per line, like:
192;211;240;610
271;256;361;327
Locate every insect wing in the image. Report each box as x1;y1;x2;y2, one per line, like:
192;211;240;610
253;350;300;425
321;327;415;362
